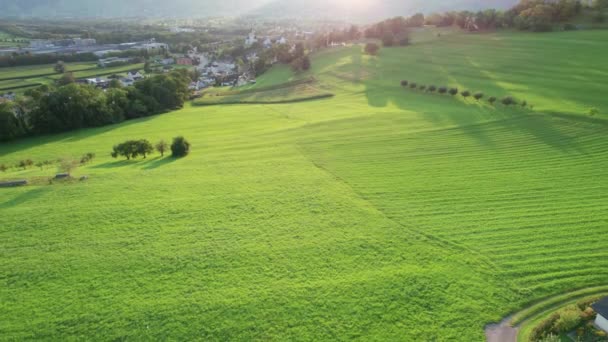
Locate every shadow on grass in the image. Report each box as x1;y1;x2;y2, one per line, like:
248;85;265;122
91;160;141;169
141;156;178;170
0;187;47;210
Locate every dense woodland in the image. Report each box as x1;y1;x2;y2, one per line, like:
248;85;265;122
0;70;190;141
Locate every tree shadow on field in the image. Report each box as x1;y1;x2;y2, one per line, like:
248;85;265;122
0;187;47;210
91;160;141;169
141;156;177;170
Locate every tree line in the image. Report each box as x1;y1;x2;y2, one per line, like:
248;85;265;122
0;52;99;68
0;70;190;142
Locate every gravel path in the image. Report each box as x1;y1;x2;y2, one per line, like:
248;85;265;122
485;316;518;342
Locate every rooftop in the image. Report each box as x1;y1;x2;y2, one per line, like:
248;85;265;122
592;297;608;317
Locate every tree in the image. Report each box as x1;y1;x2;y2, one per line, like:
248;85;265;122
364;43;380;55
80;152;95;164
0;102;25;142
59;157;78;175
54;61;66;73
57;72;75;86
419;85;427;91
382;33;395;47
136;139;154;158
438;87;447;94
428;85;437;92
488;96;497;105
461;90;471;98
474;92;484;100
0;164;7;172
144;60;152;73
401;80;409;87
156;140;169;156
502;96;516;105
171;136;190;157
449;88;459;96
409;82;417;89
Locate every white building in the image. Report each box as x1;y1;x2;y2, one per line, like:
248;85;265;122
245;31;258;47
125;71;143;81
593;297;608;332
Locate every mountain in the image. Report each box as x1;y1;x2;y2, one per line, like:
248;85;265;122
1;0;518;19
248;0;519;23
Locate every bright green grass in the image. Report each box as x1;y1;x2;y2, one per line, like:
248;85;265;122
1;30;608;340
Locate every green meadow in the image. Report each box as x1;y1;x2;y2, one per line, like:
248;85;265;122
1;30;607;340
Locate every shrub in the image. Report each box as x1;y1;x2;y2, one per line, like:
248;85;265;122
80;152;95;165
18;159;33;169
461;90;471;98
36;161;44;170
171;136;191;158
419;85;427;91
448;88;458;96
364;43;380;55
553;306;582;333
473;92;484;100
588;108;599;116
428;85;437;92
488;96;497;105
438;87;447;94
156;140;169;157
0;164;7;172
501;96;516;106
59;157;79;175
521;100;527;107
530;313;560;341
409;82;417;89
401;80;409;87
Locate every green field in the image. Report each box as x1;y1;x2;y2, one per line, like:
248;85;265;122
195;78;334;105
1;30;607;340
0;62;144;94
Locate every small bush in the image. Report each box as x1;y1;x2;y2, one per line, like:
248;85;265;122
553;305;582;333
171;136;191;158
588;108;599;116
521;100;527;107
488;96;497;105
473;92;484;100
401;80;409;87
80;152;96;165
448;88;458;96
438;87;447;94
59;157;79;175
428;85;437;92
0;164;7;172
501;96;516;106
409;82;417;89
364;43;380;55
18;159;33;169
419;85;427;91
530;313;560;341
36;161;44;170
461;90;471;98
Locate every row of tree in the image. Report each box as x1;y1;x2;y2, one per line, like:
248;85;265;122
0;52;99;68
400;80;529;107
0;70;191;141
111;136;190;160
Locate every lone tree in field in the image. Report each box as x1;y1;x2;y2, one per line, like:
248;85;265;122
171;136;191;158
438;87;447;94
59;157;79;175
449;88;458;96
488;96;497;105
54;61;66;74
473;92;484;101
156;140;169;156
364;43;380;56
401;80;409;87
461;90;471;99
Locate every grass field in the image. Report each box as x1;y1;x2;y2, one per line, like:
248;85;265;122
0;62;144;94
195;78;334;105
1;29;607;340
